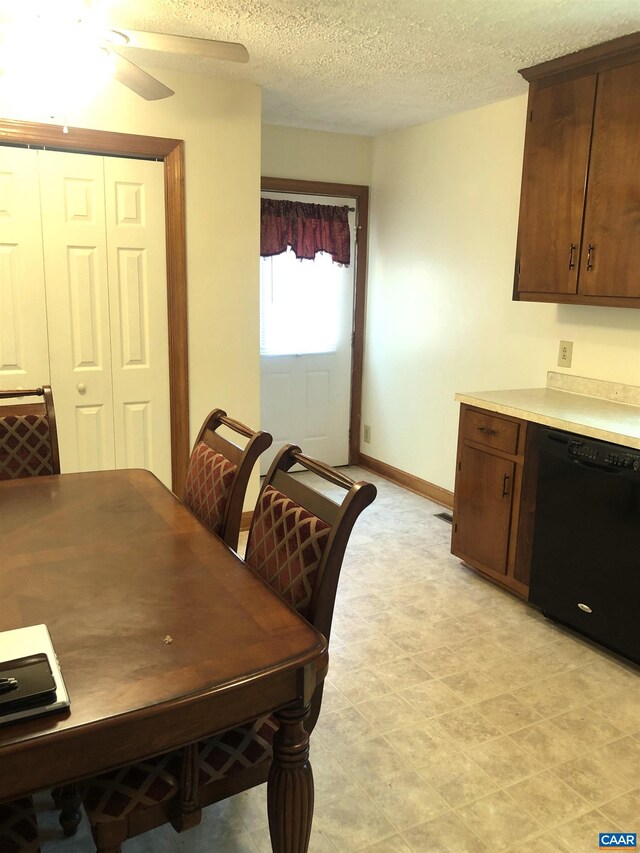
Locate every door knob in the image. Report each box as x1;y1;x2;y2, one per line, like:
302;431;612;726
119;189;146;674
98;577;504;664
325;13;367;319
76;382;87;394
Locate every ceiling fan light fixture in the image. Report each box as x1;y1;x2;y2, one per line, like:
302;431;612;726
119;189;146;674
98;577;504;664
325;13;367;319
103;29;130;47
0;4;249;107
0;6;115;120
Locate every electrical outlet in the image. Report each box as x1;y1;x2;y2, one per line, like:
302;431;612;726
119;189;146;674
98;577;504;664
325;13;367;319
363;424;371;444
557;340;573;368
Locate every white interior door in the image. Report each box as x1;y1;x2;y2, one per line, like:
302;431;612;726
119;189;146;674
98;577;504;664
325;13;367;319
104;157;171;486
39;149;116;473
0;147;50;389
260;193;356;473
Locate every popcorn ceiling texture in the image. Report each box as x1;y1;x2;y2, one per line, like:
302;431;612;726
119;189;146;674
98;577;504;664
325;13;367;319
108;0;640;134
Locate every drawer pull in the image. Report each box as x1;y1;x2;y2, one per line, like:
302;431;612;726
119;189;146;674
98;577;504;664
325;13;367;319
568;242;576;270
502;473;510;497
477;426;497;436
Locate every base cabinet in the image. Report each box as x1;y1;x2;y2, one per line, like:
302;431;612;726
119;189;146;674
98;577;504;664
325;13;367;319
452;405;537;596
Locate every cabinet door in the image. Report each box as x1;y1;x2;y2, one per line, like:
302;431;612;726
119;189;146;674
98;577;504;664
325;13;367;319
453;445;515;576
516;75;596;295
580;61;640;298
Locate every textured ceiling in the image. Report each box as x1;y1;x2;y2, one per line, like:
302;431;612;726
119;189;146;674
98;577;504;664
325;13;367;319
96;1;640;134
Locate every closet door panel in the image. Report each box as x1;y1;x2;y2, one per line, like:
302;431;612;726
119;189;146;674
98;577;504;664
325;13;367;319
39;150;116;472
105;158;170;487
0;147;50;389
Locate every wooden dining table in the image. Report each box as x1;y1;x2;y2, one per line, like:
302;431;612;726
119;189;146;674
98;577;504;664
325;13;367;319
0;468;328;852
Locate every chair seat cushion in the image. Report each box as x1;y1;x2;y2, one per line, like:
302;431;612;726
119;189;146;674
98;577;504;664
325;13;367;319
197;714;278;786
183;442;237;534
0;797;40;853
82;753;179;824
81;715;278;826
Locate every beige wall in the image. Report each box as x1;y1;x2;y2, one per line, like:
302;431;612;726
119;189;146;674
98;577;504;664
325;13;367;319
364;94;640;493
0;67;262;496
262;124;372;185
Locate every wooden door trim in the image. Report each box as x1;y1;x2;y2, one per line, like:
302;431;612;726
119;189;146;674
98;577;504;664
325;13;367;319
0;119;189;494
261;176;369;464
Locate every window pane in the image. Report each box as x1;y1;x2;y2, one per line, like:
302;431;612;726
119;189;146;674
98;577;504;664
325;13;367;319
260;249;344;356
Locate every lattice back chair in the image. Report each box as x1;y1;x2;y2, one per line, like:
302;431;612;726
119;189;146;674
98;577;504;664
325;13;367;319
182;447;376;819
0;387;60;480
182;408;272;551
81;447;376;853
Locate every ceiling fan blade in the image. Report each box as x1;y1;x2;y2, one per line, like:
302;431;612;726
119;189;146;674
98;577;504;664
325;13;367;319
111;50;175;100
119;29;249;63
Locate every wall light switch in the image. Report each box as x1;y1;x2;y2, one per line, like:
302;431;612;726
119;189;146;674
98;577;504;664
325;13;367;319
363;424;371;443
557;340;573;367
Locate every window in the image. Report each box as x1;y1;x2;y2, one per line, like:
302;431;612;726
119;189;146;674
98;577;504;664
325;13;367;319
260;248;345;356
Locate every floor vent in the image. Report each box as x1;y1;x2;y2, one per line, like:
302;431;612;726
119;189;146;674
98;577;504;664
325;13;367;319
434;511;453;524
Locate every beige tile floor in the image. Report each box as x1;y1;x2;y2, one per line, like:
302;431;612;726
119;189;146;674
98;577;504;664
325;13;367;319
38;468;640;852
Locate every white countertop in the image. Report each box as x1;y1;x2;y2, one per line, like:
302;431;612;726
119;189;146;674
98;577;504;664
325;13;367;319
455;374;640;450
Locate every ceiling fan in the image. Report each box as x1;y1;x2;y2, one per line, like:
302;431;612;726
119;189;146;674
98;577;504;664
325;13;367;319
0;2;249;104
103;28;250;101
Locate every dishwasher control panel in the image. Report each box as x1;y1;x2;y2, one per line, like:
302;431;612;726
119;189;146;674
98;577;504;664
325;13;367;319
603;451;640;470
568;440;599;462
568;439;640;471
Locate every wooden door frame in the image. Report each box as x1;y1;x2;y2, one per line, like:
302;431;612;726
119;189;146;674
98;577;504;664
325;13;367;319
261;176;369;464
0;119;189;493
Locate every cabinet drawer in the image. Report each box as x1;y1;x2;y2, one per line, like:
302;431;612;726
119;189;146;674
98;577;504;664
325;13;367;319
462;409;519;454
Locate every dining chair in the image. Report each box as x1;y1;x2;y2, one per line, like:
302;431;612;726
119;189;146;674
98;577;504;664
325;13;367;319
182;408;272;551
0;387;60;480
0;796;40;853
38;408;269;851
0;387;65;844
81;446;376;853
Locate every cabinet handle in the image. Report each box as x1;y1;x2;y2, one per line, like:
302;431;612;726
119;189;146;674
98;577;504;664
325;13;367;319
586;242;595;271
477;426;497;436
502;474;510;497
568;243;576;270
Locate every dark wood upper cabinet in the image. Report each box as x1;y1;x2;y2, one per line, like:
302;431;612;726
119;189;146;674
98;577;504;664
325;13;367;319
516;76;595;296
580;62;640;298
514;32;640;309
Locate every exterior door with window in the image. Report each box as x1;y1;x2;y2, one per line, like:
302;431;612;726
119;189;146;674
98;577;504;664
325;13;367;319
260;193;356;473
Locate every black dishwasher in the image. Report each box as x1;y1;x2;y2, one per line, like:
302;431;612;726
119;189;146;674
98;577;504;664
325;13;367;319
529;427;640;663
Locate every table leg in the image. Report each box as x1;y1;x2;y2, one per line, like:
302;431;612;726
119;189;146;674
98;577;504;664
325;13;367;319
52;783;82;836
267;704;314;853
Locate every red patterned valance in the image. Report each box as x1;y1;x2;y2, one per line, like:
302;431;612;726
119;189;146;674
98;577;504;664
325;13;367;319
260;198;350;266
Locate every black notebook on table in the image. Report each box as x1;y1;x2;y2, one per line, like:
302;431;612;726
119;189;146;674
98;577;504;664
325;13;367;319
0;625;70;725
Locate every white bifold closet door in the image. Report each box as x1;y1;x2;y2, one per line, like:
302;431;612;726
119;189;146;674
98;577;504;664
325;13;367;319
0;146;50;390
0;146;171;487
